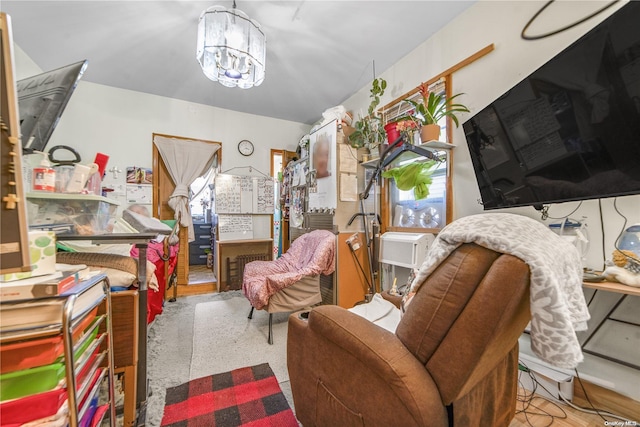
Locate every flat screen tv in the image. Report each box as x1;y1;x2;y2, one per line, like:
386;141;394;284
463;2;640;210
17;60;87;154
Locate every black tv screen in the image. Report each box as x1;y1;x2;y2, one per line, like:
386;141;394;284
463;2;640;210
17;60;87;154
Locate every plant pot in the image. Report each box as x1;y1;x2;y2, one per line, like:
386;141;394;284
420;124;441;143
384;122;401;144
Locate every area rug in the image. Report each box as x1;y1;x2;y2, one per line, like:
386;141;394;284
189;297;290;383
161;363;298;426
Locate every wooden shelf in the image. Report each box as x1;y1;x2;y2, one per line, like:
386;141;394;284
583;279;640;296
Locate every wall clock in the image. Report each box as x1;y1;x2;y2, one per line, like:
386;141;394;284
238;139;254;156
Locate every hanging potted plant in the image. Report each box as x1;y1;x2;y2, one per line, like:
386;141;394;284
405;82;470;143
349;77;388;156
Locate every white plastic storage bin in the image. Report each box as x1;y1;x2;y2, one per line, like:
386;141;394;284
26;193;119;235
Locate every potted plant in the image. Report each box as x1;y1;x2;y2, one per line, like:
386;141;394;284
348;77;388;154
384;118;419;145
405;82;470;142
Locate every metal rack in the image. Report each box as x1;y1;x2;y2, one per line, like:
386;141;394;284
0;273;116;426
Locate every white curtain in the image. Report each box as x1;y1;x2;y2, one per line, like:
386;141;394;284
153;135;221;241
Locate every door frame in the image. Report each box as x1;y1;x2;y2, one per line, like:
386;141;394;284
152;133;221;296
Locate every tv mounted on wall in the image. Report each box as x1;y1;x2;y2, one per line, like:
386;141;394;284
17;60;88;154
463;2;640;210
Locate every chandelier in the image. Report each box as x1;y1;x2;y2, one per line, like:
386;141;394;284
196;2;266;88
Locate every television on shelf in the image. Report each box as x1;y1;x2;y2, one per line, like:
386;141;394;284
17;60;88;154
463;2;640;210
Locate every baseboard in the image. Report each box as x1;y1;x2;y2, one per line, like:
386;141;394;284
573;378;640;422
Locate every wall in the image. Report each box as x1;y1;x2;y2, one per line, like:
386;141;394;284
341;0;640;401
13;1;640;400
13;45;309;207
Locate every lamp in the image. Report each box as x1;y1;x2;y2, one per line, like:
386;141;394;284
196;2;266;88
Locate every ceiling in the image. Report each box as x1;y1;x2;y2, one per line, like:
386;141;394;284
2;1;475;125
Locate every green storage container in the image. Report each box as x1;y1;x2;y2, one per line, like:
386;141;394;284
0;362;65;401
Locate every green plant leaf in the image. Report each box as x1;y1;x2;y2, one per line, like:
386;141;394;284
381;160;437;200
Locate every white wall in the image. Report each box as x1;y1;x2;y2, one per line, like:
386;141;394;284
13;1;640;400
343;0;639;270
342;0;640;401
14;45;309;205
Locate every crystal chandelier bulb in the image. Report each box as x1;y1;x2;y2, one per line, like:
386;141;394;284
196;4;266;89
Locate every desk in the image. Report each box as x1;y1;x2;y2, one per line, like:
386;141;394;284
581;280;639;370
59;233;156;426
583;280;640;296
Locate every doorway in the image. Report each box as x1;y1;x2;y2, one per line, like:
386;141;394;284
271;148;297;254
152;133;221;297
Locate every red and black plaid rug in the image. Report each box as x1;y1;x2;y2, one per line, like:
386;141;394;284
161;363;298;427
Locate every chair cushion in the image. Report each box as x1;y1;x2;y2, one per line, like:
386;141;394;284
396;244;500;364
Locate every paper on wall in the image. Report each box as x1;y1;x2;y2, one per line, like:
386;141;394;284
339;144;358;173
126;184;153;204
340;173;358;202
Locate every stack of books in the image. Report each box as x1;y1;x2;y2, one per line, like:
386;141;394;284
0;264;98;302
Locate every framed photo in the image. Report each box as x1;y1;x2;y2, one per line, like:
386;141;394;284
126;167;153;184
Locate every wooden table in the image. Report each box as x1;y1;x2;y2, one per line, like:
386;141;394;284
582;279;640;296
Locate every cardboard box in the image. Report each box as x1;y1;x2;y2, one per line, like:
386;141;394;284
0;231;56;282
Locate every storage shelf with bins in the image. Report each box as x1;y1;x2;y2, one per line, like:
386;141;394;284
0;274;116;427
361;140;455;234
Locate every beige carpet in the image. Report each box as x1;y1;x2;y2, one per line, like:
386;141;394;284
146;291;300;427
190;297;290;383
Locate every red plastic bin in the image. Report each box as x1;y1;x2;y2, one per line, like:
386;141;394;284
0;307;98;374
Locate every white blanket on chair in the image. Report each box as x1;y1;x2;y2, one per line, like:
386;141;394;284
349;294;401;333
405;213;590;369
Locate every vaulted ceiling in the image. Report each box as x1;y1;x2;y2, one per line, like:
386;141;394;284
2;1;476;125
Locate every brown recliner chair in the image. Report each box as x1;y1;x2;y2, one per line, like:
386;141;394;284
287;243;532;427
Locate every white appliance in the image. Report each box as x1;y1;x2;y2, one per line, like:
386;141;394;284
380;232;435;269
518;336;574;401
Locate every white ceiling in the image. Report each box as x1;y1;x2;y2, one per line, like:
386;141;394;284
2;1;475;125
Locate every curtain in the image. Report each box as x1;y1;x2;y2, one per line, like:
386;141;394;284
153;135;221;241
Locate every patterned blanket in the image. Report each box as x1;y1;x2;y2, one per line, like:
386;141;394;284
242;230;336;310
404;213;590;369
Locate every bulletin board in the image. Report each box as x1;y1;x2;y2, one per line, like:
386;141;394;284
214;173;274;241
214;174;275;214
217;214;271;241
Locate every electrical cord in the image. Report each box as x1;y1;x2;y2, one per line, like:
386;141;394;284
521;0;620;41
542;201;583;220
517;359;636;424
516;362;568;426
554;369;636;423
599;198;606;272
347;240;372;295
